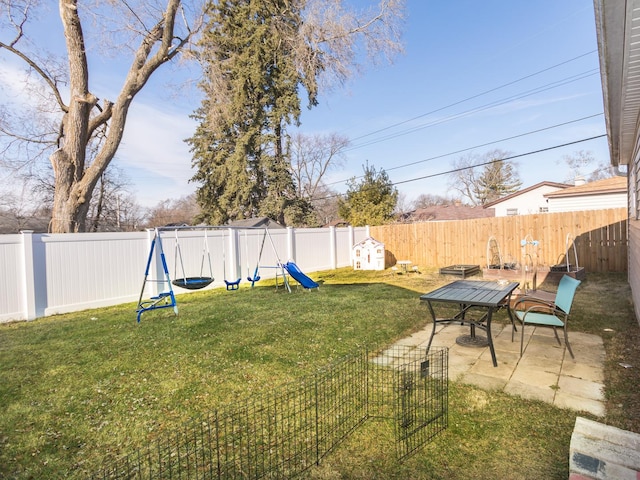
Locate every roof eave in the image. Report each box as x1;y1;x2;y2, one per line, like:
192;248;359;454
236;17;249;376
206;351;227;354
594;0;639;167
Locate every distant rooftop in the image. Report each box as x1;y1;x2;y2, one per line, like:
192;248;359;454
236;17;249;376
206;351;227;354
402;204;495;222
544;176;627;198
483;181;571;208
225;217;284;229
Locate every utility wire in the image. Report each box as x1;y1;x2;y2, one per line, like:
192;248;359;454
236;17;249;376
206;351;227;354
392;134;607;186
348;69;599;150
327;113;603;186
348;50;598;143
314;134;607;201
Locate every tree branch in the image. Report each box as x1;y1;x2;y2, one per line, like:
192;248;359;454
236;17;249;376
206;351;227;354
0;41;69;113
87;100;113;140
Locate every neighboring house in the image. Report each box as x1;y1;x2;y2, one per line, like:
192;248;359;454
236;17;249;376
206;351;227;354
483;181;571;216
225;217;284;229
324;219;350;228
543;176;627;213
594;0;640;323
401;204;495;222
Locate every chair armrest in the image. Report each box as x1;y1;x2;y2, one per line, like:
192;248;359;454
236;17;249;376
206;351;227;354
513;295;555;311
522;304;558;315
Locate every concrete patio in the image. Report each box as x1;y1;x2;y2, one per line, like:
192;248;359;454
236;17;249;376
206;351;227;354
393;321;606;417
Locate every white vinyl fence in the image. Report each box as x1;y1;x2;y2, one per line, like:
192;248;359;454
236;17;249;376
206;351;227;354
0;226;369;323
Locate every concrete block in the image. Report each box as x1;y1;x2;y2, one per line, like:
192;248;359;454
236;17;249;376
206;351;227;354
570;417;640;479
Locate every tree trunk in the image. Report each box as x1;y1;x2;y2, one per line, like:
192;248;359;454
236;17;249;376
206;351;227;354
47;0;191;233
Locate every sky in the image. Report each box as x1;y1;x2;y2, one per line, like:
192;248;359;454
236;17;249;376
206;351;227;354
0;1;608;209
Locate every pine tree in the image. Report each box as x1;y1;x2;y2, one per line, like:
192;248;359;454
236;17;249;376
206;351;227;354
473;160;522;205
338;164;398;226
189;0;312;226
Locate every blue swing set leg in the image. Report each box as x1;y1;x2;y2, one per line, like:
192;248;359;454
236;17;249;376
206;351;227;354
136;232;178;322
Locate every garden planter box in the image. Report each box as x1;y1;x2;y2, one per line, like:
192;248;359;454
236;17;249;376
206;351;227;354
548;265;586;282
439;264;480;278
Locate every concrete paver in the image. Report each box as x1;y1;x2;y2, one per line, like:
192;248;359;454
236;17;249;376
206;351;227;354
391;322;606;416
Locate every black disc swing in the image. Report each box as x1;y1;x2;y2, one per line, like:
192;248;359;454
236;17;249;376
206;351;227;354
172;229;214;290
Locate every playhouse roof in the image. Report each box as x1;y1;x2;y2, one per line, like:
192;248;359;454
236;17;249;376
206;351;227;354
353;236;384;248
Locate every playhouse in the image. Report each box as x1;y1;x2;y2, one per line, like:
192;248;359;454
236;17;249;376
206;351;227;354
352;237;385;270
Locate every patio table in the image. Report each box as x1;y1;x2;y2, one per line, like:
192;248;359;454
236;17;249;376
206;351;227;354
420;280;519;367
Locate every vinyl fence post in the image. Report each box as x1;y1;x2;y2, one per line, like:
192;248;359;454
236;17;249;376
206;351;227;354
19;230;45;321
149;229;161;298
348;226;355;268
329;226;337;269
228;228;240;280
287;226;294;263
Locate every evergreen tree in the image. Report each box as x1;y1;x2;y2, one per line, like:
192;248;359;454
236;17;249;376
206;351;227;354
188;0;315;226
338;164;398;226
473;159;522;205
188;0;404;226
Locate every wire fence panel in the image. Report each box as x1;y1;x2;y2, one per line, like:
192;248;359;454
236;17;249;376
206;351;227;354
315;351;370;460
92;347;448;479
394;347;448;459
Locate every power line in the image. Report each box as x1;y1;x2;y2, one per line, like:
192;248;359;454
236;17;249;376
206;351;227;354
393;134;607;186
348;69;599;150
384;113;603;173
315;134;607;201
327;113;603;186
348;50;598;144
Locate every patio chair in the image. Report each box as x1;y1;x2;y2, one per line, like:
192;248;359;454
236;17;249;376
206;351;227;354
512;274;581;358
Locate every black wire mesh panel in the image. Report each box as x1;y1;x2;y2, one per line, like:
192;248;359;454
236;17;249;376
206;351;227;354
214;351;369;479
92;347;448;479
368;346;448;459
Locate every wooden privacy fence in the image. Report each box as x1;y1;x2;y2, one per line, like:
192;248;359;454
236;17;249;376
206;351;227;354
370;208;628;273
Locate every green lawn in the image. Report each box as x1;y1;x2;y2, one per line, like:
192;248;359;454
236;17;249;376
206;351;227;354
0;268;637;479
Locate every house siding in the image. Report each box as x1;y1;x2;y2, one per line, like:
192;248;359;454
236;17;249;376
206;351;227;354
547;192;628;213
629;221;640;323
492;185;564;216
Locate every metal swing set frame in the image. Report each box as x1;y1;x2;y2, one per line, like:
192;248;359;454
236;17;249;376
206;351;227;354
136;226;292;322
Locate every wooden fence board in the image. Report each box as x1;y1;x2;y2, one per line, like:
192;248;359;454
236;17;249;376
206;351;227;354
370;208;627;273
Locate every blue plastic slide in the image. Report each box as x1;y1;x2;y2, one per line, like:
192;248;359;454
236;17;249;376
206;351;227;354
283;262;319;289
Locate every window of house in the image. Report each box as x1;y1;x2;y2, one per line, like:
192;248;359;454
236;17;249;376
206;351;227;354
506;208;518;216
539;206;549;213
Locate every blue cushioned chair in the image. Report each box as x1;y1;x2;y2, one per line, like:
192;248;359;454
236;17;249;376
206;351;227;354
513;274;581;358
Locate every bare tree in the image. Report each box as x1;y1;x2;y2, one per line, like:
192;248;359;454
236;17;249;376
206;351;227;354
296;0;405;94
448;152;482;205
290;132;349;200
561;150;593;181
561;150;614;182
414;193;457;208
0;0;203;232
0;185;50;233
145;194;200;228
393;191;413;215
307;185;341;226
448;149;519;205
87;167;144;232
